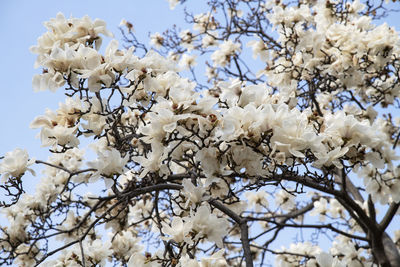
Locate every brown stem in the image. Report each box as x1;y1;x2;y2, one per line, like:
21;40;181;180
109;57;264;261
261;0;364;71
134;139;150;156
209;199;253;267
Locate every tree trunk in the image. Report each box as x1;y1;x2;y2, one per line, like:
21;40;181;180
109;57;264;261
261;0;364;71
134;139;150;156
382;232;400;267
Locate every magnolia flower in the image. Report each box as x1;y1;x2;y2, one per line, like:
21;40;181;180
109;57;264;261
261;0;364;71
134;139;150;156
168;79;199;110
211;40;241;67
193;12;217;32
79;63;115;92
127;254;155;267
50;147;84;172
331;237;366;266
328;199;346;218
31;103;81;147
32;71;65;92
150;32;164;49
162;217;190;243
202;32;218;48
133;146;165;179
247;38;269;60
245;191;269;212
30;13;112;68
316;252;346;267
313;146;349;169
128;197;154;224
88;147;129;186
205;66;217;80
190;205;229;247
178;32;195;52
310;198;328;221
111;230;143;261
269;105;323;159
167;0;179;10
276;242;321;266
1;194;37;248
81;97;107;135
195;147;221;178
275;189;295;211
182;179;207;208
200;250;228;267
0;148;35;182
84;239;111;266
231;145;265;176
179;54;197;69
41;125;80;147
120;18;134;32
365;178;390;205
14;244;38;267
324;112;373;148
43;43;79;73
179;254;201;267
104;39;136;72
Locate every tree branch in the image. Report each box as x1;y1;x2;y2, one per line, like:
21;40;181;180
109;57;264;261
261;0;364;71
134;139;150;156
209;199;253;267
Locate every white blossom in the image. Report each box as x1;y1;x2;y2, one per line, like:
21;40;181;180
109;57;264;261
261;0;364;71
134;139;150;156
275;189;295;211
167;0;179;10
88;146;129;186
190;205;229;247
0;148;35;182
3;5;400;267
211;40;241;67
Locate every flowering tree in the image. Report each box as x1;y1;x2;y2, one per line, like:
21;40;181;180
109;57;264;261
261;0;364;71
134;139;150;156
1;0;400;266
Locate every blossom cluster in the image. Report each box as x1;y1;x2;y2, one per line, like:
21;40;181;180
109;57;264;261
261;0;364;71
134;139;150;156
1;1;400;266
